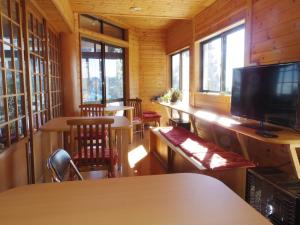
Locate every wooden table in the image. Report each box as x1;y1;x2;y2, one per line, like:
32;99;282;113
41;116;131;176
157;101;300;179
0;173;271;225
105;105;134;142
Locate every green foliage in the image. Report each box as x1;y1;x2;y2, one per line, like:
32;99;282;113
160;88;182;103
170;88;182;103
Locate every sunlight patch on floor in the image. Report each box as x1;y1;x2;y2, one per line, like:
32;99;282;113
128;145;148;168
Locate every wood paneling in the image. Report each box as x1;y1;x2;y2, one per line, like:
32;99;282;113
128;28;139;98
70;0;217;29
116;17;175;30
166;20;193;54
32;0;74;32
138;30;168;124
251;0;300;64
0;139;28;192
194;0;247;41
70;0;217;19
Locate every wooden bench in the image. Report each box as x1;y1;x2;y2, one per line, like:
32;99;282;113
149;126;255;198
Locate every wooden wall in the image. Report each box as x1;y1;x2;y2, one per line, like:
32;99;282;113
251;0;300;64
166;20;193;54
138;30;169;124
0;139;28;192
128;28;140;98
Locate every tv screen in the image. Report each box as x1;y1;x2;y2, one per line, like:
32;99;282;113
231;62;300;129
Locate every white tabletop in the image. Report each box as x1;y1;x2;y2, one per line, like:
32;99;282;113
0;173;271;225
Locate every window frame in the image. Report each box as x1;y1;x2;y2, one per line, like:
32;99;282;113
79;14;125;40
171;48;190;91
200;24;245;93
80;37;125;105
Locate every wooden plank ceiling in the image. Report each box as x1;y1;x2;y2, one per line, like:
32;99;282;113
69;0;217;29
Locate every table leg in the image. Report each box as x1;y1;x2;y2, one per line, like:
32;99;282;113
189;115;198;136
236;133;250;160
127;109;133;143
121;128;132;177
288;144;300;179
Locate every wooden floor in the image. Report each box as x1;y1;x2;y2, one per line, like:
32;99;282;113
128;126;167;176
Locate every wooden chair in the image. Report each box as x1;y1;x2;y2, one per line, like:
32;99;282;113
47;149;83;182
126;98;144;138
79;104;105;117
67;118;117;177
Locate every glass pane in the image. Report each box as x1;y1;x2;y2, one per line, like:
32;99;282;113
17;95;23;116
10;121;17;142
81;39;102;103
4;44;12;69
105;45;124;102
2;18;11;44
79;15;100;33
6;70;14;94
18;118;25;137
103;22;123;39
12;25;20;47
0;98;5;123
171;54;180;89
0;70;3;95
14;49;21;70
182;50;190;105
225;28;245;92
16;72;21;93
0;125;8;150
81;39;95;52
202;38;222;92
8;96;16;120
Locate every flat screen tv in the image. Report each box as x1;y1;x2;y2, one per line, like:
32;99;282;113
231;62;300;131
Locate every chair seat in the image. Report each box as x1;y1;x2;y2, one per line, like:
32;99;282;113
143;114;161;119
143;111;157;114
73;148;118;165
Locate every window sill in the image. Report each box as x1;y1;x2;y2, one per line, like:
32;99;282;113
199;92;231;97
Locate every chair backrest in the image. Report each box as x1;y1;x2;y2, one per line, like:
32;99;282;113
47;149;83;182
126;98;142;118
67;118;114;167
79;104;105;117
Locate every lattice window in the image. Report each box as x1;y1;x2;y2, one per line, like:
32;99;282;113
48;28;62;118
28;12;48;130
0;0;26;150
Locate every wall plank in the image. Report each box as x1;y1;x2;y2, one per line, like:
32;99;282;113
138;30;169;124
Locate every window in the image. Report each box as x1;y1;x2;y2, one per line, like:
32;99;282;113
48;29;62;118
79;14;125;40
28;12;49;130
200;25;245;93
0;0;26;150
171;49;190;104
80;38;125;105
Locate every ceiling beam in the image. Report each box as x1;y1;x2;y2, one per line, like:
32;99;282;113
76;11;191;20
51;0;74;32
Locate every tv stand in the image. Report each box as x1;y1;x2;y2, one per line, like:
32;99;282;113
242;121;280;138
255;130;278;138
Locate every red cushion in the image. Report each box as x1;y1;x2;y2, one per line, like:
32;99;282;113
73;147;117;165
179;138;222;156
193;151;255;170
143;111;157;114
159;127;206;147
143;114;161;119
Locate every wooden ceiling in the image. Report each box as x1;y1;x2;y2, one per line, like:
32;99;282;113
69;0;217;29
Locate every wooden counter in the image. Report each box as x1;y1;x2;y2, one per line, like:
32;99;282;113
0;173;271;225
157;101;300;179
